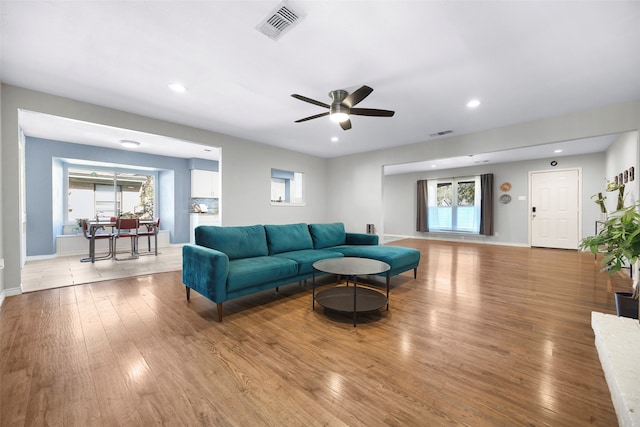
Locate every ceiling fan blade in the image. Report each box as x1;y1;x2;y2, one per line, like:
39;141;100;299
340;119;352;130
295;112;330;123
343;85;373;108
291;94;330;109
350;108;395;117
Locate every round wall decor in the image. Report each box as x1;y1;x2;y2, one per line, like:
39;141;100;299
499;194;512;204
500;182;511;192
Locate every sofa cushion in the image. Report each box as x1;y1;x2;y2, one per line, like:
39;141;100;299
309;223;346;249
195;225;268;260
227;256;298;291
328;245;421;271
265;223;314;255
346;232;379;245
274;249;344;274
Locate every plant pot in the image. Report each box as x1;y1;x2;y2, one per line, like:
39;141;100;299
614;292;639;319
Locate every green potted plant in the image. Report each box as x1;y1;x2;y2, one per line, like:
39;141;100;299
579;197;640;318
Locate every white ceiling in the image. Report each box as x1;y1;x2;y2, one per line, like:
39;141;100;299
2;1;640;166
384;134;616;175
18;109;220;161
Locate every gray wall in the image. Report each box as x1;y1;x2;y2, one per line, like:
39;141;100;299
327;100;640;241
1;83;639;298
605;131;639;210
0;83;4;303
383;152;606;245
1;84;329;295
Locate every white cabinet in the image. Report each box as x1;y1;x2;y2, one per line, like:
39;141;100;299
190;214;220;243
191;170;219;198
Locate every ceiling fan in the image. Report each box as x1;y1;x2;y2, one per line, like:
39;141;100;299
291;85;395;130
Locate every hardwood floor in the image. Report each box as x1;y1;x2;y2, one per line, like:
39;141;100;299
0;240;625;426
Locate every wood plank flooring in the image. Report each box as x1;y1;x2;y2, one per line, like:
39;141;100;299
0;240;626;426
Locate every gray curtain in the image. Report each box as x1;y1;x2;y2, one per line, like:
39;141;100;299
480;173;494;235
416;180;429;232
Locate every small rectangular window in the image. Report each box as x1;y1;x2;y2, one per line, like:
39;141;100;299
271;169;305;206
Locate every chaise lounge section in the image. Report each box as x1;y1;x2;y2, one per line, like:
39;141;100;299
182;222;420;321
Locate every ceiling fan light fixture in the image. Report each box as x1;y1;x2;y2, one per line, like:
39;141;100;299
292;85;394;130
329;102;349;122
329;112;349;123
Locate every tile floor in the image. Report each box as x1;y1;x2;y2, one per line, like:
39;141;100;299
21;245;183;292
22;235;400;293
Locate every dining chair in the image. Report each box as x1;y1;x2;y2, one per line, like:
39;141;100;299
80;219;114;262
114;217;140;260
138;218;160;256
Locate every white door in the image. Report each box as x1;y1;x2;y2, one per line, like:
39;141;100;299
530;169;580;249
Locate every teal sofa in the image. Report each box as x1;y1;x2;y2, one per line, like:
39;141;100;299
182;222;420;321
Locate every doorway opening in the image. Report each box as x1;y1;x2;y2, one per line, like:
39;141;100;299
18;109;221;291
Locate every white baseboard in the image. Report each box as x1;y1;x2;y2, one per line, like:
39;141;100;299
383;234;529;248
0;258;23;305
1;286;22;305
26;254;57;262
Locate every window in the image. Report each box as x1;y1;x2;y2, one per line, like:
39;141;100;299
67;168;155;221
427;176;481;233
270;169;304;205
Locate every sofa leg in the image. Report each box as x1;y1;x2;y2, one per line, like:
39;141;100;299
414;268;417;279
217;303;223;322
275;287;279;295
186;286;191;301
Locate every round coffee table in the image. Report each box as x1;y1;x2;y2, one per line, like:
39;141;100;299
312;257;391;327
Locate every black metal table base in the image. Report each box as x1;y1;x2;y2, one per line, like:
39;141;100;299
313;272;390;327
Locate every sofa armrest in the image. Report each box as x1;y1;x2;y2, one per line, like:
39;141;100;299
346;232;379;245
182;244;230;303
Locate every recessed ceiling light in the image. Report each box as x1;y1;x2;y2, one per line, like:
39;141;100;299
120;140;140;149
168;83;187;93
431;165;437;168
331;137;339;142
466;99;481;108
554;149;563;153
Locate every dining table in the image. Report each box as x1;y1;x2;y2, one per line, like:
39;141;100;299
83;218;158;263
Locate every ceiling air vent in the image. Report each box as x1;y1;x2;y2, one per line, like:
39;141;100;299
429;130;454;137
256;2;301;41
